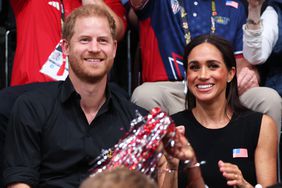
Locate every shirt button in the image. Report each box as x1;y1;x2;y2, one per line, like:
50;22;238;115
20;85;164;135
193;12;197;17
194;1;198;5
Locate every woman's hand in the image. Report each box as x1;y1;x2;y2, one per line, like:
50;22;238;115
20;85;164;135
157;126;200;188
158;126;185;171
158;125;198;172
218;160;253;188
164;126;197;163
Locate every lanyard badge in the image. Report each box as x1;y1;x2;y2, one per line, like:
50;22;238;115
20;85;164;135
40;0;67;80
40;40;69;81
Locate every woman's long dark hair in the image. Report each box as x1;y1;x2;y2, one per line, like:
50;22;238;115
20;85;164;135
183;34;247;113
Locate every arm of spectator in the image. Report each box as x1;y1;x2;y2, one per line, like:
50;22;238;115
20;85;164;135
254;114;277;187
236;57;260;95
129;0;150;10
7;183;31;188
243;2;279;64
82;0;126;41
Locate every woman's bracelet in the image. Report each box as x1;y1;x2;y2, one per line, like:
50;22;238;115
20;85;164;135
158;168;177;174
184;160;206;169
158;160;206;174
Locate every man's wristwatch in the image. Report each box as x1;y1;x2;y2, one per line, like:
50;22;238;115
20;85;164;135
246;19;261;25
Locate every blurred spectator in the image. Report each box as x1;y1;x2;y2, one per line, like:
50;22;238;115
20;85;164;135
80;168;158;188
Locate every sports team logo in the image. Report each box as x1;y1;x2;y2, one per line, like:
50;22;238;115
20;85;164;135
214;16;230;25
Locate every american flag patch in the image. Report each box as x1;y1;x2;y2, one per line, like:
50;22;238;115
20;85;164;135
233;148;248;158
225;0;239;8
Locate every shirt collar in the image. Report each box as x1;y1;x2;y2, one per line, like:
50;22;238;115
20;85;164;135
60;77;78;103
60;77;112;109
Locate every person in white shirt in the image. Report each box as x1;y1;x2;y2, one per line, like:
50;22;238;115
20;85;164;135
243;0;282;181
243;0;282;136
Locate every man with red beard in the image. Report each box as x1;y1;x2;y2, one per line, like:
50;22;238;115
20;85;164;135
9;0;127;86
3;4;144;188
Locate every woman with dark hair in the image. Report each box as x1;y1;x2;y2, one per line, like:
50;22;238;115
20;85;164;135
160;34;278;188
183;34;247;114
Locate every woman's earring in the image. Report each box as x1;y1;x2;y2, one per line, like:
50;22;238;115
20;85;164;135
184;80;188;94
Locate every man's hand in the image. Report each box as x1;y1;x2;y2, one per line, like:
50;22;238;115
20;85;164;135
236;58;260;95
247;0;264;9
246;0;263;30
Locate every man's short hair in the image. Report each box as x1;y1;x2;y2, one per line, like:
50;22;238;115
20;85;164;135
80;167;157;188
62;4;117;41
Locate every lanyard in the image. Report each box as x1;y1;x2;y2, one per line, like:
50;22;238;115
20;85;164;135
60;0;65;27
177;0;217;44
178;1;191;45
211;0;217;33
